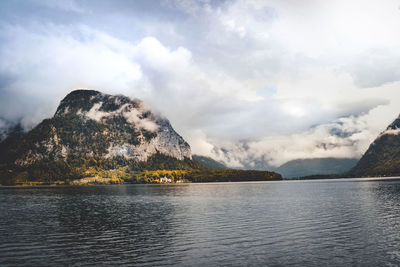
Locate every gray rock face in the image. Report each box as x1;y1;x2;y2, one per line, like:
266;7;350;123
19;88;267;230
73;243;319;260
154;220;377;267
13;89;192;165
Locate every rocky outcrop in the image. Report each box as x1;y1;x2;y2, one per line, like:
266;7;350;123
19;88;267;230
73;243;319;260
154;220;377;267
10;89;192;166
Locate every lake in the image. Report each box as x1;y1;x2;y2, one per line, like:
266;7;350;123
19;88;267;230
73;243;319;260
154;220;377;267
1;178;400;266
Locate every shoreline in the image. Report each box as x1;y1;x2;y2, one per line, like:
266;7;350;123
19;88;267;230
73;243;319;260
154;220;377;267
286;175;400;181
1;176;400;187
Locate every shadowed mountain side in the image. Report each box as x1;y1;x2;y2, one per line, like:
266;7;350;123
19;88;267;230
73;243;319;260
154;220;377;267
192;155;227;170
350;114;400;177
276;158;358;178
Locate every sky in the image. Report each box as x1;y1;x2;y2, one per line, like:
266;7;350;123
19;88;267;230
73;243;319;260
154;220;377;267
1;0;400;168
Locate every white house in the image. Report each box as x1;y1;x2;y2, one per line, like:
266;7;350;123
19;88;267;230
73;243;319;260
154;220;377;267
160;176;172;183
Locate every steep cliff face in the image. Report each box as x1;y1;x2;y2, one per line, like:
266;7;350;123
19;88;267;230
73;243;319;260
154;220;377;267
16;90;192;164
350;114;400;177
0;89;199;183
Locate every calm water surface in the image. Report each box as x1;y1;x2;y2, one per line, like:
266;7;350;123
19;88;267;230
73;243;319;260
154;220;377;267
1;179;400;266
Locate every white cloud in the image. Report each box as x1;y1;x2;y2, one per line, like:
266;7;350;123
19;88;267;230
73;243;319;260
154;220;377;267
1;0;400;168
201;90;400;168
123;108;160;132
221;19;247;38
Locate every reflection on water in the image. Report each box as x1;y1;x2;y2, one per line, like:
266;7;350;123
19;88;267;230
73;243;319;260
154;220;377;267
1;180;400;266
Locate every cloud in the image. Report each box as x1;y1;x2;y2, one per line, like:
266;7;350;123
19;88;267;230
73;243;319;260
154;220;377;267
123;108;160;132
1;0;400;168
0;25;145;128
203;104;400;168
346;48;400;88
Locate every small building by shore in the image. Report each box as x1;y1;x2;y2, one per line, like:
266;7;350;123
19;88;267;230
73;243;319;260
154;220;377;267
160;176;172;183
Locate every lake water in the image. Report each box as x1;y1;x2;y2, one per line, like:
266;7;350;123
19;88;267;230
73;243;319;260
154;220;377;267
1;178;400;266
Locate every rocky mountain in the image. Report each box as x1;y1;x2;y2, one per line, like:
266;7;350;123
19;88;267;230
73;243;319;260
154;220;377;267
192;155;227;170
275;158;358;178
0;89;202;184
350;114;400;177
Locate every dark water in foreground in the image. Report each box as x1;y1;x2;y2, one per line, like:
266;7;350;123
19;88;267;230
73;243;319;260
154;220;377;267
1;179;400;266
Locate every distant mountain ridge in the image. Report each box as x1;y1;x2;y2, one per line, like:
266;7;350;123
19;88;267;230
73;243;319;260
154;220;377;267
192;155;227;170
350;114;400;177
227;157;357;179
276;158;358;178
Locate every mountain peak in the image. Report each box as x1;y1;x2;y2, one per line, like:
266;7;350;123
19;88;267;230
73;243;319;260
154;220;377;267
55;89;135;117
373;115;400;140
386;115;400;131
64;88;103;98
1;89;193;172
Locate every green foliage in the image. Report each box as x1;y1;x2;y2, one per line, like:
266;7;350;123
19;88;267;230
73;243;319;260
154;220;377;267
137;153;204;171
125;168;282;184
128;170;190;183
0;155;282;185
184;169;282;182
295;174;342;180
0;152;207;185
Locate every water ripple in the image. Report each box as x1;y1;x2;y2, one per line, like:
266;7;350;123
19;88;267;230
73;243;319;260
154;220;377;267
1;180;400;266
